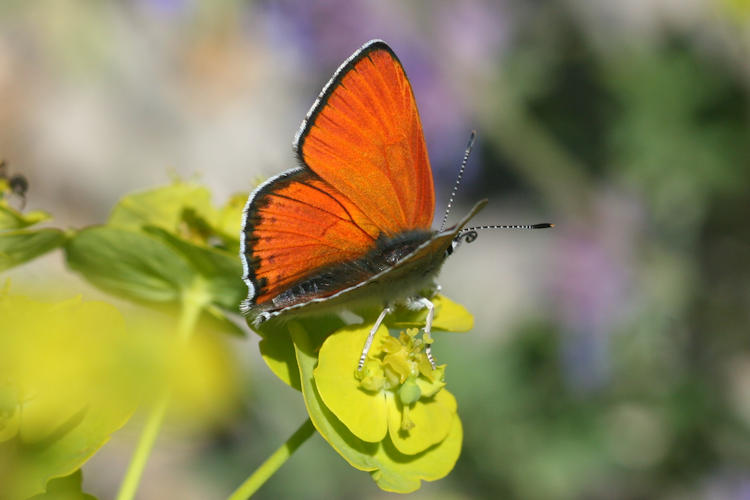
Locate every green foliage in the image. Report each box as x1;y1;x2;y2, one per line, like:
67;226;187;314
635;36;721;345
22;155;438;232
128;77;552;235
0;229;67;272
144;226;245;310
66;226;195;302
28;470;97;500
0;194;66;272
608;47;749;236
64;181;246;336
0;295;135;500
257;314;347;391
0;204;51;230
1;179;247;499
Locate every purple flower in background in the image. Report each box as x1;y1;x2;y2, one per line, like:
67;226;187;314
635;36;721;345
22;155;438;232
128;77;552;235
434;0;510;67
556;231;623;391
703;472;750;500
138;0;188;14
552;192;640;392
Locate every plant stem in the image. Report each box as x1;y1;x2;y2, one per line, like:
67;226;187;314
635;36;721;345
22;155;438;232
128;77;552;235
227;418;316;500
116;282;207;500
115;392;170;500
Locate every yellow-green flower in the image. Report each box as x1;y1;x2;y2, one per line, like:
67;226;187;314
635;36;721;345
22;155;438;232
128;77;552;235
261;294;473;493
315;325;457;455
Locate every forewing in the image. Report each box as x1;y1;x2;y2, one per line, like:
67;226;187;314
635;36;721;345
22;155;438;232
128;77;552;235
241;168;379;307
295;40;435;236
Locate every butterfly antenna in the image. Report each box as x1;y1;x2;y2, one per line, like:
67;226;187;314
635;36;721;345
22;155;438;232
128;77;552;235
440;130;476;232
463;223;554;231
450;223;554;253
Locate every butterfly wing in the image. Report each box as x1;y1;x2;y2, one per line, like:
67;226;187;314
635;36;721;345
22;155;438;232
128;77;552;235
241;168;381;312
295;39;435;236
242;40;437;319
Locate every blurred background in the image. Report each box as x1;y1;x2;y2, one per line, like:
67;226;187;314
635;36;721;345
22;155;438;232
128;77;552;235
2;0;750;498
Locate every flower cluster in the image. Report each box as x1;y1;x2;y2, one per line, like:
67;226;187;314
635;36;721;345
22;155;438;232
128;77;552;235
256;295;473;493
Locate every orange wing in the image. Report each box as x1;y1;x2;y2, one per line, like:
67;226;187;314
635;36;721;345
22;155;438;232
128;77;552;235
241;168;380;308
294;40;435;236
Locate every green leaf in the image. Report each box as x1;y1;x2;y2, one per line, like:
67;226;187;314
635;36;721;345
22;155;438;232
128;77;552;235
202;305;246;337
214;193;246;254
0;229;66;271
0;204;50;231
65;226;194;303
291;322;381;469
108;182;215;233
0;296;136;500
259;329;301;391
28;469;97;500
256;315;345;390
215;193;245;237
144;226;245;311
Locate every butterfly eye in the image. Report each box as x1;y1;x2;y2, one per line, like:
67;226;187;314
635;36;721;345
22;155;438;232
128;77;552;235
445;241;456;257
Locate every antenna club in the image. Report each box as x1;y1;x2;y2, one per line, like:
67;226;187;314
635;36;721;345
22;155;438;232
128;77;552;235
462;222;555;232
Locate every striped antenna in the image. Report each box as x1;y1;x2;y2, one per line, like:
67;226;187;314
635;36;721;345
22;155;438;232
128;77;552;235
450;223;554;253
440;131;476;231
462;223;554;231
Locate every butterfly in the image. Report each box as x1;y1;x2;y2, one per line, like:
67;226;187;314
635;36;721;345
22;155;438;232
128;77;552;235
240;40;550;368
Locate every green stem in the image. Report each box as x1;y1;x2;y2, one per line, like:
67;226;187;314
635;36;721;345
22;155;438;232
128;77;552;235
116;282;207;500
115;391;170;500
227;418;316;500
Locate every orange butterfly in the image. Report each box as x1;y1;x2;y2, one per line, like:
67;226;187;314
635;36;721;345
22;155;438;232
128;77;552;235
240;40;547;367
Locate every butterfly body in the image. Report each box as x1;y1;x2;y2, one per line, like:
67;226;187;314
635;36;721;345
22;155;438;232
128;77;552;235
243;193;485;324
240;40;485;326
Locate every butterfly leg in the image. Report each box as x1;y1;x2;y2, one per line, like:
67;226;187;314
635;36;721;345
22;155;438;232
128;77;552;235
357;306;392;371
415;297;437;369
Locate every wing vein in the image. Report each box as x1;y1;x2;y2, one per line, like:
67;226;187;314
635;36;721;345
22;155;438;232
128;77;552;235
296;178;377;241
